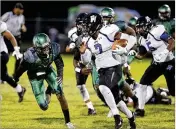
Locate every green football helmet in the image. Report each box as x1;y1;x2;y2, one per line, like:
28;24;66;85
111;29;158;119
100;7;115;25
128;16;138;26
33;33;51;58
158;4;171;20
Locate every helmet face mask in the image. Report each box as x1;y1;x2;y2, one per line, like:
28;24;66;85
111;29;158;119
136;16;153;37
75;13;88;34
33;33;51;58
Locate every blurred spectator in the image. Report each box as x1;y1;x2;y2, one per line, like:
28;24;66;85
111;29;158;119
1;2;27;75
48;27;59;43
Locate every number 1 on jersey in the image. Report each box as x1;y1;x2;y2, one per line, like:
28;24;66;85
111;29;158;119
94;43;103;54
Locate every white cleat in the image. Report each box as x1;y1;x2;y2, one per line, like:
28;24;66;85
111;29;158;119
66;122;75;129
107;110;113;118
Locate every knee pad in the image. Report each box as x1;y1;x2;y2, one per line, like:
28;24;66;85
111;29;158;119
39;103;48;111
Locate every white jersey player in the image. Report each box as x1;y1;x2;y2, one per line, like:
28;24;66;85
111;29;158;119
79;13;137;129
66;13;96;115
131;16;175;117
0;21;26;102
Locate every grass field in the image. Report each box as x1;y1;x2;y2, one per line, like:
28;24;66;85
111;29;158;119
0;55;175;129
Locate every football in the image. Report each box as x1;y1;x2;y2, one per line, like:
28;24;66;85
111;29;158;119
112;39;128;50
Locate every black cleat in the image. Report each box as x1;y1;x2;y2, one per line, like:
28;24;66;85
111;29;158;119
88;108;96;115
114;115;123;129
18;87;26;103
128;112;136;129
134;109;145;117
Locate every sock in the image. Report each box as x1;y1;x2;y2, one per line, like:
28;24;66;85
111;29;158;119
77;84;90;101
99;85;119;115
117;100;132;118
15;84;22;93
62;109;70;124
136;84;147;109
86;101;94;110
145;86;154;103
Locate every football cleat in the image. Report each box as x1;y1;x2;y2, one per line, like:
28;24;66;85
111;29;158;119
128;112;136;129
114;115;123;129
66;122;75;129
134;109;145;117
18;87;26;103
88;108;96;115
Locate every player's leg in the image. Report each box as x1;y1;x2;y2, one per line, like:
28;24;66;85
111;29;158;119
162;59;175;96
98;66;123;129
91;64;107;105
46;68;74;128
0;51;26;102
112;65;136;129
136;63;163;116
76;68;96;115
30;79;48;110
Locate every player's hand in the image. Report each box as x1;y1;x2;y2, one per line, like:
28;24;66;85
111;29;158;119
13;74;19;83
112;45;127;55
81;67;91;75
79;42;87;54
128;50;137;56
66;43;75;52
12;46;23;60
123;63;132;77
154;49;169;62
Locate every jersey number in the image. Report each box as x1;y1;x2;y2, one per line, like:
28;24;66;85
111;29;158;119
94;43;103;54
146;41;156;51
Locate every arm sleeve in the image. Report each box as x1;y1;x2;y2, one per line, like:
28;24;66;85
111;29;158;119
14;56;28;80
54;54;64;79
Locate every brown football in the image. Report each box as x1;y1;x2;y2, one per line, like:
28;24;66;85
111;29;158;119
112;39;128;50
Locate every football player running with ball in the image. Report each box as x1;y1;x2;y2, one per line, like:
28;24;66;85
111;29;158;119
133;16;175;117
79;13;136;129
13;33;75;129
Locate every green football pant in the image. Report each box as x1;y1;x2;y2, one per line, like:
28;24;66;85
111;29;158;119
29;68;62;110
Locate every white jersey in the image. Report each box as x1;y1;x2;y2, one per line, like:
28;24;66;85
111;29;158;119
83;24;122;70
0;21;8;53
1;11;25;36
139;25;174;62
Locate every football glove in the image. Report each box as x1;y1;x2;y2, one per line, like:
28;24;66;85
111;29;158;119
12;46;23;60
112;45;127;55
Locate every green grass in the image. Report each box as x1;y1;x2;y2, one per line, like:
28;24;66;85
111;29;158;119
0;55;175;129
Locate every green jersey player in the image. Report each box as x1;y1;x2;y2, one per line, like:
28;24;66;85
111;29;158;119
13;33;75;129
153;4;175;38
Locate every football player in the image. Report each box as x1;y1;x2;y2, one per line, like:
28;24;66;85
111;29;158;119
66;13;96;115
0;20;26;102
80;13;136;129
13;33;75;129
133;16;175;117
153;4;175;39
99;7;139;109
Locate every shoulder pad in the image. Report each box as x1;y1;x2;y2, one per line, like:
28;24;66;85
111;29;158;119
150;25;165;39
115;21;127;31
23;48;36;63
0;21;7;34
68;27;77;39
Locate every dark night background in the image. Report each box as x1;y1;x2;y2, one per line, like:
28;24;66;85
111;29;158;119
1;1;175;43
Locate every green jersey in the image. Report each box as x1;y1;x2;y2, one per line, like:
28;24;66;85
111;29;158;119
15;42;64;80
153;18;175;35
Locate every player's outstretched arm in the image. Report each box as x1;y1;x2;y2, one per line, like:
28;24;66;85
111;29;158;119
13;57;28;82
